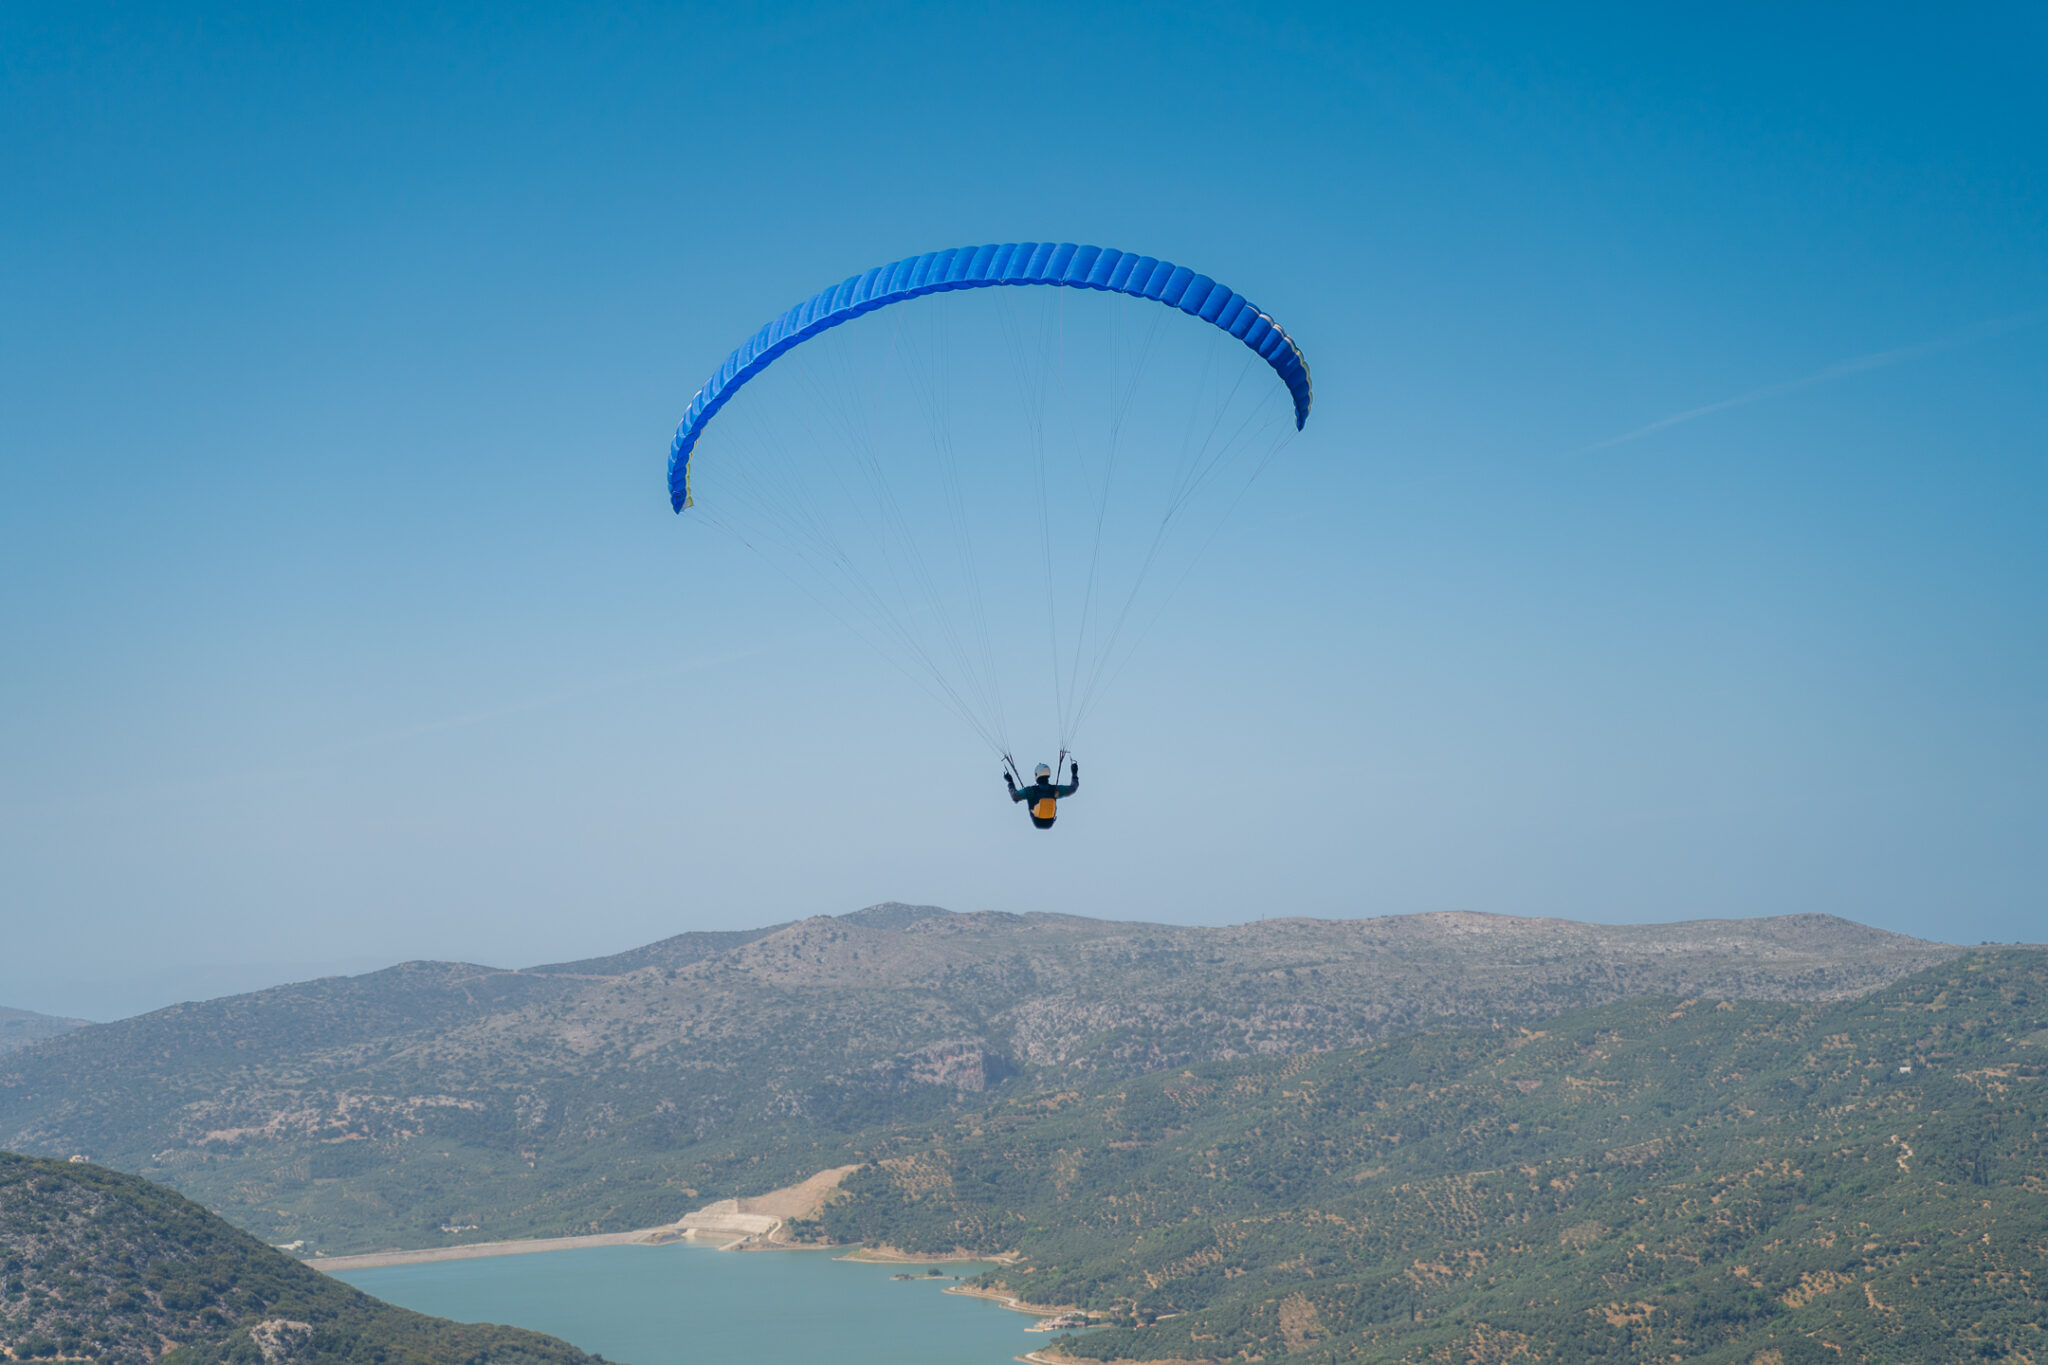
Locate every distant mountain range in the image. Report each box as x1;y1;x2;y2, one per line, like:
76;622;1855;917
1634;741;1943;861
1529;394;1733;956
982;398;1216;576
0;1006;89;1056
0;1151;602;1365
0;906;1957;1254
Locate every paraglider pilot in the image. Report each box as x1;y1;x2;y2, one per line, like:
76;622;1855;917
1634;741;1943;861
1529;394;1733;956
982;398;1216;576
1006;758;1079;830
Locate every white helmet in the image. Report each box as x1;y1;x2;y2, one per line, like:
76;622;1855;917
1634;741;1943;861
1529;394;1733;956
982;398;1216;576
1034;763;1052;779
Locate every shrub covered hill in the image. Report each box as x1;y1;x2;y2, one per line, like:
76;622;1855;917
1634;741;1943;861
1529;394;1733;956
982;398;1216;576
0;1152;602;1365
816;950;2048;1365
0;907;1954;1254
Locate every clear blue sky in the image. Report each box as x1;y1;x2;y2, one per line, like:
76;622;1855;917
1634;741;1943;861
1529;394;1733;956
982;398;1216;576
4;2;2043;1019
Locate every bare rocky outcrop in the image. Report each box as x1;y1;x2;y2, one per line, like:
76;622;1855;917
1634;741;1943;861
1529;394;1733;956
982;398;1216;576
678;1164;862;1247
248;1318;313;1365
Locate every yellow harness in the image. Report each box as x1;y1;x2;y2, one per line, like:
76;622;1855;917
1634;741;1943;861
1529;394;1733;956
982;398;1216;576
1033;796;1058;821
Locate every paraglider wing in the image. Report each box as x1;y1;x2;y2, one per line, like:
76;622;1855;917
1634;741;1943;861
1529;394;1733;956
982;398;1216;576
668;242;1313;511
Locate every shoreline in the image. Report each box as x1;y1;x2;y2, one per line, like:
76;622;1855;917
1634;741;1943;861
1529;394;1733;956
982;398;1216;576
317;1166;884;1272
317;1233;1026;1275
943;1283;1067;1317
312;1226;690;1271
312;1229;930;1272
319;1232;1029;1274
838;1246;1019;1265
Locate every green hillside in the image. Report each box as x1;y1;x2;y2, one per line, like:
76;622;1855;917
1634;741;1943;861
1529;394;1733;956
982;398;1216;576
812;950;2048;1364
2;923;2031;1362
0;1152;607;1365
0;908;1954;1253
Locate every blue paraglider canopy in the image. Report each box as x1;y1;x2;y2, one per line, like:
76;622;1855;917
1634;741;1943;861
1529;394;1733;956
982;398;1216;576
668;243;1312;510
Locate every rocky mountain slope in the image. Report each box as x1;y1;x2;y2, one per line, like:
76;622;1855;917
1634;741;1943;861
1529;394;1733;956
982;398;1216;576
0;1007;89;1057
0;906;1956;1252
0;1152;604;1365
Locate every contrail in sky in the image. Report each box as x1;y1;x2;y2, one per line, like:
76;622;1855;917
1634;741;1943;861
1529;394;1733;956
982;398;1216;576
1583;312;2044;452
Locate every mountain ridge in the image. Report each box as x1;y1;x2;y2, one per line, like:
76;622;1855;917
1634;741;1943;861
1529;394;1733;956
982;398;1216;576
0;1006;91;1057
0;907;1962;1254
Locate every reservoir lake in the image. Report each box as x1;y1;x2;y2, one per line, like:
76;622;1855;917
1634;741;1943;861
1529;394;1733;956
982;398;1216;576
334;1245;1041;1365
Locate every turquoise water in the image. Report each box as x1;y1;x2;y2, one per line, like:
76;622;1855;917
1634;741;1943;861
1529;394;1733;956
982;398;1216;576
335;1246;1038;1365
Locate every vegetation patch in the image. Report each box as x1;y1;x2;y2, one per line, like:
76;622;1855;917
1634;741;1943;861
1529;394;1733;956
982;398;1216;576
0;1153;605;1365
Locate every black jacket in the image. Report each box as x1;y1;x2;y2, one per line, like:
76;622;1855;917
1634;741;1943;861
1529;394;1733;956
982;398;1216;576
1007;768;1079;805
